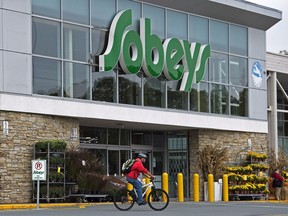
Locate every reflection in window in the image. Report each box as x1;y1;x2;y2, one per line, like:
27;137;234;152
153;132;165;147
189;15;209;45
132;131;152;145
32;18;61;58
64;24;89;62
119;72;142;105
120;129;130;146
190;82;209;112
91;0;116;28
80;126;107;144
118;0;141;31
167;10;188;40
92;70;117;102
210;20;228;52
210;84;229;115
167;80;188;110
91;149;107;174
230;56;248;87
144;76;165;108
108;128;119;145
230;25;248;56
230;87;248;116
143;4;165;39
108;150;119;175
210;52;228;84
92;29;108;57
32;0;60;19
33;57;61;96
63;0;89;25
63;62;90;99
153;152;164;175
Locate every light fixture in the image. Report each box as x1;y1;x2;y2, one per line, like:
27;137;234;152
3;121;9;136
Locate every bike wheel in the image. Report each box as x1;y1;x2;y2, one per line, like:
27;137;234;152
113;188;135;211
147;188;169;211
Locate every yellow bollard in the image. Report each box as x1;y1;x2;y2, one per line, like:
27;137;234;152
145;177;151;202
177;173;184;202
208;174;214;202
127;182;133;199
162;172;168;202
193;173;199;202
223;174;229;202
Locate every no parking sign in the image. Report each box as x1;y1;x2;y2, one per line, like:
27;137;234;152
32;160;46;181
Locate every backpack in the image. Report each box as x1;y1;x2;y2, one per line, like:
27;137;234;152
122;159;136;174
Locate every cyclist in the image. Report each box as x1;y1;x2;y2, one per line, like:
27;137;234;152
125;153;155;206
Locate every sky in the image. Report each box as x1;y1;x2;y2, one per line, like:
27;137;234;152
247;0;288;54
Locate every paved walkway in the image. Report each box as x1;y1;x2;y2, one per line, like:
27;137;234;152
1;200;288;211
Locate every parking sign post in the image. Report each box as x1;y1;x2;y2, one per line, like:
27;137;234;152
32;160;46;210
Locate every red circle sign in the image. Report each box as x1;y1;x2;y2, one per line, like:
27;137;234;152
35;161;43;170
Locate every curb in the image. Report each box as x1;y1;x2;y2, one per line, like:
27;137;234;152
0;202;104;210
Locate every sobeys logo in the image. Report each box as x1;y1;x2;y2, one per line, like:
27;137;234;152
98;9;210;92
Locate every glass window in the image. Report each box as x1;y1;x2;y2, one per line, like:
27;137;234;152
92;70;117;103
143;4;165;39
190;82;209;112
108;150;119;175
167;81;188;110
63;62;90;100
144;76;166;108
32;0;60;19
92;29;108;57
209;52;228;84
32;18;61;58
153;132;165;147
167;10;188;40
230;56;248;87
63;24;89;62
230;87;248;116
132;131;152;145
80;126;106;144
118;0;141;31
91;149;107;174
108;128;119;145
230;25;248;56
120;129;130;146
33;57;61;96
119;72;142;105
91;0;116;28
210;20;228;52
63;0;89;25
189;15;208;45
153;152;164;175
210;84;229;115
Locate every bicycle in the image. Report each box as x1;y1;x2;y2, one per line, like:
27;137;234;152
113;178;169;211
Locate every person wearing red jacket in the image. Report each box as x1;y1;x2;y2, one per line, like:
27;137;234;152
271;169;284;200
126;153;155;205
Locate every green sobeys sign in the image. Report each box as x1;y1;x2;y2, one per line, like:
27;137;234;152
98;9;210;92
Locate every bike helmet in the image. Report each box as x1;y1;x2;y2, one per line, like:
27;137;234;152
137;153;147;159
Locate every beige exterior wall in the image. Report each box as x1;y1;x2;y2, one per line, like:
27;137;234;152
0;111;79;203
189;129;267;200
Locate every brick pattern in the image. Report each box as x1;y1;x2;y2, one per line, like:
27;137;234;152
0;111;78;203
189;129;267;200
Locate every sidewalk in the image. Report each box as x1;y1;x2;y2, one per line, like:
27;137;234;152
1;200;288;211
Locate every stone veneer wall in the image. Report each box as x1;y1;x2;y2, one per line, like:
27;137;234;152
0;111;79;203
189;129;268;200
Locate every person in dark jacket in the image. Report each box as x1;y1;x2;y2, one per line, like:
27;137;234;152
271;169;284;200
126;153;154;205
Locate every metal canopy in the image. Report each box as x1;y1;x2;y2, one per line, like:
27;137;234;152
141;0;282;31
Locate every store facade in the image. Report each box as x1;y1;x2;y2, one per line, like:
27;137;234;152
0;0;281;203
